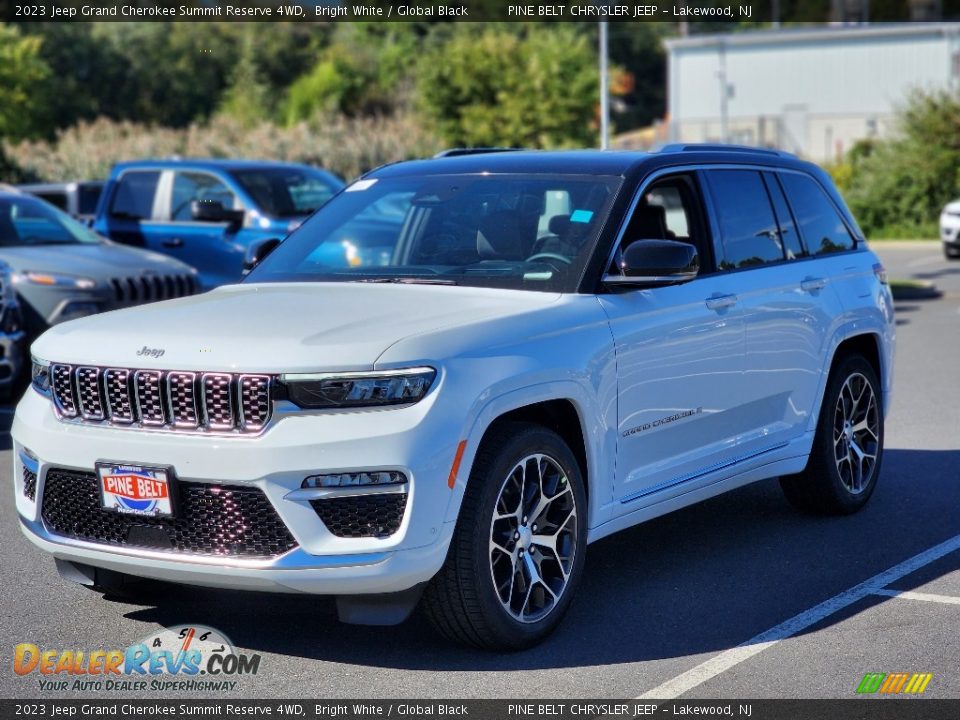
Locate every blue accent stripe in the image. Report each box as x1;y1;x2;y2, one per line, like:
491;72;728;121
620;441;789;504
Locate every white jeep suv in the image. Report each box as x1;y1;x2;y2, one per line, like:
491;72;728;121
14;146;895;649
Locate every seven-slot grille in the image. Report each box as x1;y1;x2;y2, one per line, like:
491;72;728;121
109;274;196;304
51;364;271;433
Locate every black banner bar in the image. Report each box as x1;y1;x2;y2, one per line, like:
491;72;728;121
0;0;956;23
2;700;960;720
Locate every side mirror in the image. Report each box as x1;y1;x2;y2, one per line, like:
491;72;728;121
191;200;244;228
603;239;699;289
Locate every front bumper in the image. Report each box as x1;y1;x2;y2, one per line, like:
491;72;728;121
12;387;462;595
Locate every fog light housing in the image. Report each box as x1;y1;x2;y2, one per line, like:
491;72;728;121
302;471;407;489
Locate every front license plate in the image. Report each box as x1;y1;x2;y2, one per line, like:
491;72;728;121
97;463;174;517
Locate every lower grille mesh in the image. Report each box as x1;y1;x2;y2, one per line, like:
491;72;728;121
22;466;37;501
41;469;297;558
310;494;408;539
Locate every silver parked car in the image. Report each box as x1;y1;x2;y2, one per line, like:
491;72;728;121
18;181;104;225
0;190;199;337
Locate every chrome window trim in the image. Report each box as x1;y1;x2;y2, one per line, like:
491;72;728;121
598;162;864;288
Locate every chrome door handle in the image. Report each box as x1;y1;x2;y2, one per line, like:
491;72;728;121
705;294;738;311
801;277;827;292
162;238;184;248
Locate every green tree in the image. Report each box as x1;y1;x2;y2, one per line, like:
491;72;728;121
845;89;960;238
417;25;598;148
0;23;50;141
217;27;271;128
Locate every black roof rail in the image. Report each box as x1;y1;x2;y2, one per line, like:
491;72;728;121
655;143;796;159
433;147;524;158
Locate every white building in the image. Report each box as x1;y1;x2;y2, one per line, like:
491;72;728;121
664;23;960;162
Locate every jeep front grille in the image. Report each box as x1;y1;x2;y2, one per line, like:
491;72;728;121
51;364;272;433
109;274;196;305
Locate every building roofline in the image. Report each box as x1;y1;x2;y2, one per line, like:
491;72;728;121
663;22;960;52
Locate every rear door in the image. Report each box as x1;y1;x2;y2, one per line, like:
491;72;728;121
599;172;748;506
701;168;843;454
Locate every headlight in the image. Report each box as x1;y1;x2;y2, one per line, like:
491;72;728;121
281;367;436;409
13;272;96;290
31;358;51;398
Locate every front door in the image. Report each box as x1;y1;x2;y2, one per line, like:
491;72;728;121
598;173;747;506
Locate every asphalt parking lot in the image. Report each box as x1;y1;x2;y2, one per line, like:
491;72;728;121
1;240;958;700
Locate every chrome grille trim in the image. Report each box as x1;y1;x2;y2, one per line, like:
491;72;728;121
202;373;234;430
47;365;272;434
167;372;199;428
134;370;166;426
239;375;271;431
76;366;106;421
51;364;78;418
104;368;134;424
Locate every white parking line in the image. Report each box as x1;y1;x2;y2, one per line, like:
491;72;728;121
871;588;960;606
637;533;960;699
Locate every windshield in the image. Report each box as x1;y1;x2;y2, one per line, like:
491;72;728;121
230;167;343;218
245;173;620;293
0;196;102;247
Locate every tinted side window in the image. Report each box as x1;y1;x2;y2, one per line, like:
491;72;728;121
35;192;68;211
110;171;160;220
704;170;784;270
78;185;103;215
616;173;712;273
780;173;855;255
171;172;238;221
762;172;806;260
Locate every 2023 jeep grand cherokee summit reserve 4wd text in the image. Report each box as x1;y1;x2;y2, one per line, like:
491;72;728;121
14;146;894;650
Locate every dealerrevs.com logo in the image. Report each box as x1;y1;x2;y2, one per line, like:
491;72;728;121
13;625;261;693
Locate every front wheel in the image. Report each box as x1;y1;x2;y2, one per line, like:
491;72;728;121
780;355;884;514
423;422;587;650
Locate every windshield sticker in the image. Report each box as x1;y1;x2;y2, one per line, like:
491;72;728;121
346;179;378;192
570;209;593;223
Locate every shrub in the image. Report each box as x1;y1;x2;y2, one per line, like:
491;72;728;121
3;114;442;184
844;90;960;239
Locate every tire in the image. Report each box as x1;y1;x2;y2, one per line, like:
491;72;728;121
780;355;884;515
423;422;587;650
945;245;960;260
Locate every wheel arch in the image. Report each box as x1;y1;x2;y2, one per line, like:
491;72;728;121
808;329;886;434
443;383;614;531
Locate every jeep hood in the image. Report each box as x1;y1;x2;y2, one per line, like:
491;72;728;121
31;283;561;373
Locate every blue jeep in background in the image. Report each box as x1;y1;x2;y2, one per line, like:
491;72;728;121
93;159;344;289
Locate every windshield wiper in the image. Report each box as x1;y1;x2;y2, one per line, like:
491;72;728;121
349;277;458;286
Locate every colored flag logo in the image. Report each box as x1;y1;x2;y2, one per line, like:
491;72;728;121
856;672;932;694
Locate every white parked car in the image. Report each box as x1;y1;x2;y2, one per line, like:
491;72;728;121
14;146;895;649
940;199;960;259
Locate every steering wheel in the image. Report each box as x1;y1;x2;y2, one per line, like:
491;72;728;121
526;252;572;266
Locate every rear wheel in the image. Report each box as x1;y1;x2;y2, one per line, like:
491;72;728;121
945;245;960;260
423;422;587;650
780;355;883;514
